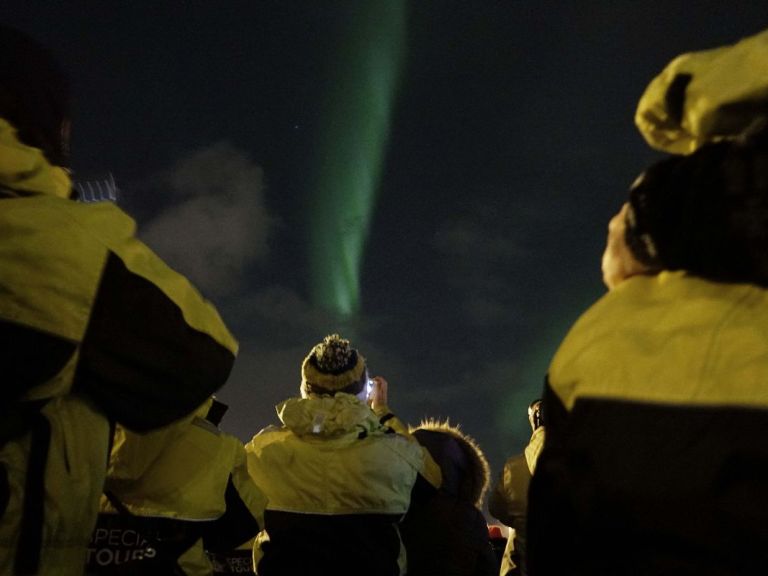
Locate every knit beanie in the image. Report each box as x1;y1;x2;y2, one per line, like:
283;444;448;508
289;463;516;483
0;25;71;167
301;334;367;393
624;123;768;286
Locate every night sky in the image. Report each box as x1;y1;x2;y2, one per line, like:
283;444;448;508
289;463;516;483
4;2;767;481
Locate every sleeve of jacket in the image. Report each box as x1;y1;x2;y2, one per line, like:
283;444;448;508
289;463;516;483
0;196;236;429
635;27;768;154
201;444;267;552
373;405;442;489
488;454;530;527
71;201;239;431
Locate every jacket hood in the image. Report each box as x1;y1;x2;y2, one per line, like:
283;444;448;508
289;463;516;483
0;117;71;198
411;419;490;508
276;393;381;438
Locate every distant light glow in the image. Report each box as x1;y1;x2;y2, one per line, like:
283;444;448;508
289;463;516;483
307;1;406;317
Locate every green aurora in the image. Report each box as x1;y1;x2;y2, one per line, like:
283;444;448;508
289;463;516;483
307;1;406;319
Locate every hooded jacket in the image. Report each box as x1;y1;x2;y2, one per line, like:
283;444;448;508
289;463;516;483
0;116;237;428
0;117;238;575
89;400;267;575
528;271;768;575
245;393;441;576
635;27;768;154
400;421;496;576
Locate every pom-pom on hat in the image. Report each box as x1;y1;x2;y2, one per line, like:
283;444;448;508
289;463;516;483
302;334;366;392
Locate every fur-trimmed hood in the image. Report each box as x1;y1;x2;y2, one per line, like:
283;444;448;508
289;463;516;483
410;419;490;509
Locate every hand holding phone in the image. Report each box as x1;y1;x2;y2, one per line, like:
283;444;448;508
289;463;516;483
367;376;388;410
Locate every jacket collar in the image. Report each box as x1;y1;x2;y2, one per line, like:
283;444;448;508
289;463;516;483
0;117;71;199
276;393;382;438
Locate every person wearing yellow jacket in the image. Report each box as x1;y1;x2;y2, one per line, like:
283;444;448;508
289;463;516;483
0;26;238;576
488;400;545;576
245;334;442;576
527;96;768;576
635;27;768;154
87;398;267;575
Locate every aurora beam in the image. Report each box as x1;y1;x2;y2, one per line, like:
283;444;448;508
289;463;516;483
307;1;406;318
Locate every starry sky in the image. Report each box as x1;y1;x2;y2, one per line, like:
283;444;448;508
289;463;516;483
4;1;767;479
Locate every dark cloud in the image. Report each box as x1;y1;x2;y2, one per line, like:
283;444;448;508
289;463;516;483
139;142;275;298
431;198;557;327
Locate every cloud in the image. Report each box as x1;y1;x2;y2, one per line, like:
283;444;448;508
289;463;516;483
432;205;533;326
139;141;275;298
225;285;346;335
433;214;527;262
217;338;307;441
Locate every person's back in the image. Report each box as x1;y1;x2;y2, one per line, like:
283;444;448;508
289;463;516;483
530;273;768;575
88;398;266;575
489;401;545;576
245;334;441;576
400;420;496;576
0;25;238;575
528;30;768;575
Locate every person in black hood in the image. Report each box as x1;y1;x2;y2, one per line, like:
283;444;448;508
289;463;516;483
400;419;497;576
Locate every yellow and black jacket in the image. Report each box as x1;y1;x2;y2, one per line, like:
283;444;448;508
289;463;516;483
0;117;238;575
528;272;768;575
489;426;544;576
635;27;768;154
89;400;267;575
0;116;237;428
245;393;441;576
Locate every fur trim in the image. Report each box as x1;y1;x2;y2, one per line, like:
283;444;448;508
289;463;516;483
411;418;491;508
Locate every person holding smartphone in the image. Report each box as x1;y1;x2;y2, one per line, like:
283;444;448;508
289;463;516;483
245;334;441;576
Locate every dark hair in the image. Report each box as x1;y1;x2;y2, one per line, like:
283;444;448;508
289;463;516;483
626;122;768;287
0;25;70;166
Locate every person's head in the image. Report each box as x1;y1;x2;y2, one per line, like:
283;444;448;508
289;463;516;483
410;419;490;508
601;201;656;289
0;25;71;167
300;334;369;400
603;120;768;289
528;399;544;431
